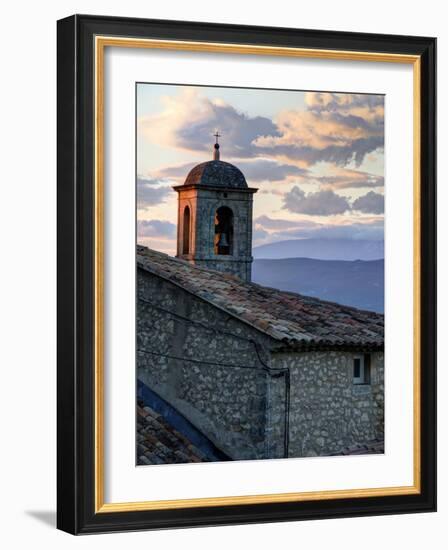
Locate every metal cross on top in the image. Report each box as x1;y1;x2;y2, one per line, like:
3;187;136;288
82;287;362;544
213;131;221;144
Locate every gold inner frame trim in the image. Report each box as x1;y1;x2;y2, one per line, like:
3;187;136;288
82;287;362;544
94;35;421;514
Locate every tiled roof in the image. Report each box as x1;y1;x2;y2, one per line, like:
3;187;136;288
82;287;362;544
137;403;209;465
137;245;384;349
328;438;384;456
183;160;248;189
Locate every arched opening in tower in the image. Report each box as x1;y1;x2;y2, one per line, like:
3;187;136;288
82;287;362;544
214;206;233;255
182;205;190;255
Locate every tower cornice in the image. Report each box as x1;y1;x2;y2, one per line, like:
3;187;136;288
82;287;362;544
173;184;258;194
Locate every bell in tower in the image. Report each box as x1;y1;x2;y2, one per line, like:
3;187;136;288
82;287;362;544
173;134;258;281
214;206;233;255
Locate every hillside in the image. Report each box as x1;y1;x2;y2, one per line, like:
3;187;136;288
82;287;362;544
252;257;384;313
253;238;384;261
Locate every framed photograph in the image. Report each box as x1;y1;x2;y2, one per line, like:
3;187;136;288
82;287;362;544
57;14;436;534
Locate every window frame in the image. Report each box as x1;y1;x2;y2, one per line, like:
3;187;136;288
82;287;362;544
353;354;371;385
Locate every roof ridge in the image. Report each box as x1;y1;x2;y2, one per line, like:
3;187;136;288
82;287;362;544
136;245;384;349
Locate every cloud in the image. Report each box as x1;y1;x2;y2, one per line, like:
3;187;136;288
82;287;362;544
157;158;307;185
136;88;385;258
291;220;384;241
255;213;383;242
283;186;351;216
137;219;176;238
137;178;173;210
254;92;384;167
139;89;384;172
139;88;279;159
235;159;307;182
352;191;384;214
255;216;384;243
156;163;197;179
137;237;176;256
305;92;384;114
316;168;384;190
255;215;317;231
282;185;384;217
259;188;285;196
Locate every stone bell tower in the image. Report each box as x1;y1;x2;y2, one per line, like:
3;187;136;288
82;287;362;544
173;134;257;281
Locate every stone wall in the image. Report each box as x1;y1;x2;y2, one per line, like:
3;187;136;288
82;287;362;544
175;186;255;281
137;268;287;460
137;267;384;461
270;351;384;457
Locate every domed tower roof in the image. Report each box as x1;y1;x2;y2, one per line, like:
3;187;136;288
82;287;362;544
183;131;248;189
184;160;248;189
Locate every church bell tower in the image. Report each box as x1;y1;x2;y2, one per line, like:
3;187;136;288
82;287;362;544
173;134;257;282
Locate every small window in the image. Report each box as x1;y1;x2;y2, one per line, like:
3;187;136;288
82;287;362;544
353;354;371;385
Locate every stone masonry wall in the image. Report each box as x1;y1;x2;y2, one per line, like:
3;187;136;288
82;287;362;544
176;187;255;281
137;268;287;460
270;351;384;457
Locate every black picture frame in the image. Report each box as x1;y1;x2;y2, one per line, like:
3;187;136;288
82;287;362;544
57;14;436;535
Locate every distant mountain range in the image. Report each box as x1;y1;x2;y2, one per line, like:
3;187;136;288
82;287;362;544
252;257;384;313
253;238;384;261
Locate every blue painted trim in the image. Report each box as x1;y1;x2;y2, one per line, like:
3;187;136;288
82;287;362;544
137;379;231;462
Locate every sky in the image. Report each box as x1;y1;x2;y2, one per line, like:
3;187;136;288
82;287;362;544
136;83;384;255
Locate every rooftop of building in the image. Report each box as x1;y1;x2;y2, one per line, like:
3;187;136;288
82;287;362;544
137;245;384;350
182;159;249;189
137;402;210;465
177;138;255;191
328;439;384;456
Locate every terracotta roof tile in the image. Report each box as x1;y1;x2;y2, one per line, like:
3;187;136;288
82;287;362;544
137;404;208;465
183;160;248;189
328;439;384;456
137;245;384;349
